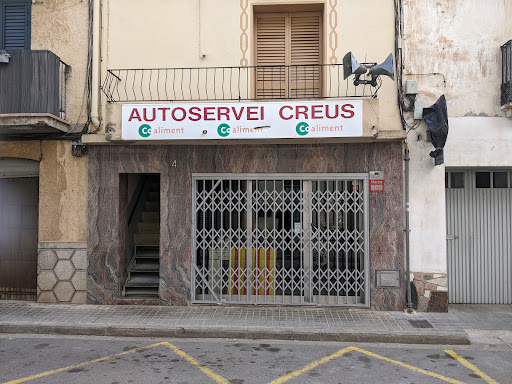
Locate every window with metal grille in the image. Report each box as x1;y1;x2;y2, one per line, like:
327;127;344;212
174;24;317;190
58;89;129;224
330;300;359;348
254;10;323;99
0;0;31;50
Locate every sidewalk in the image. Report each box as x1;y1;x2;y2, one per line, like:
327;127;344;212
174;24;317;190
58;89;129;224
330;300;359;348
1;300;511;346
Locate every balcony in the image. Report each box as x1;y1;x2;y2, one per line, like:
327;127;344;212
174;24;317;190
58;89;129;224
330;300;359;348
102;63;382;103
0;50;72;139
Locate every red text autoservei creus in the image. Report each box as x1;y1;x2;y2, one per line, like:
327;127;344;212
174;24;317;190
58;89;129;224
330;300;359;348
127;104;356;122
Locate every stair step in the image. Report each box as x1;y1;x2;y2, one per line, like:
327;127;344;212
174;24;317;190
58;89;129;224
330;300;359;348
132;259;160;271
145;202;159;212
125;275;159;287
128;271;159;280
135;246;159;258
135;233;159;245
138;222;159;233
142;211;159;222
148;192;159;201
123;287;159;297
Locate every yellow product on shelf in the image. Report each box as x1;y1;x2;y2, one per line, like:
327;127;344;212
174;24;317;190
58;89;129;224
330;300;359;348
252;248;275;296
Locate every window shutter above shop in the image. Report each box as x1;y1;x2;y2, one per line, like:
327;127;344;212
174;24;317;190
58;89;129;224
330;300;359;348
255;14;287;99
255;11;322;99
290;13;322;98
1;1;31;50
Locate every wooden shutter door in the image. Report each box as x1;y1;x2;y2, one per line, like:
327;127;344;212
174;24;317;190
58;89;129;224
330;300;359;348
255;14;287;99
290;12;322;98
1;1;30;50
255;11;322;99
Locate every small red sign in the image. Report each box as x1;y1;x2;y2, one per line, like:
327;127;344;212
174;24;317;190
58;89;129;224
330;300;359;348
370;179;384;193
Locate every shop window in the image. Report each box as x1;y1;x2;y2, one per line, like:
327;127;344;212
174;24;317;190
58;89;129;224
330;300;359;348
475;172;491;188
493;172;509;188
254;9;323;99
0;0;31;50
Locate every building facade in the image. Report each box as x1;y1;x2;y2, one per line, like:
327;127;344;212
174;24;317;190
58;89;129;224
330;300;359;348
0;0;89;303
2;0;509;311
404;0;512;308
83;0;407;310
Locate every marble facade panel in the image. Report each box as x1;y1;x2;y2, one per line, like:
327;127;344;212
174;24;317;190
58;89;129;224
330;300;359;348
87;142;405;310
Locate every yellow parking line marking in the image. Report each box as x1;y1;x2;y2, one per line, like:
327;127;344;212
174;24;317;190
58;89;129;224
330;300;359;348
1;342;167;384
444;350;499;384
269;346;466;384
2;341;231;384
351;347;466;384
267;347;353;384
161;342;230;384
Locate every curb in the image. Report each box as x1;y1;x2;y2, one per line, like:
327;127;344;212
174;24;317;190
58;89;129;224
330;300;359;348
0;323;471;345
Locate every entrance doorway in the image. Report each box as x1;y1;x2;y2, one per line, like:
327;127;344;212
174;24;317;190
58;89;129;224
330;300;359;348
446;169;512;303
192;174;369;306
0;159;39;300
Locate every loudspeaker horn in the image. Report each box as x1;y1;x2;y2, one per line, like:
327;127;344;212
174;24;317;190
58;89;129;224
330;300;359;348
368;53;394;80
343;52;368;80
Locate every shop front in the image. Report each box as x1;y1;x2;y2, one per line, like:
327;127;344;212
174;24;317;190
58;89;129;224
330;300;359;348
86;99;405;310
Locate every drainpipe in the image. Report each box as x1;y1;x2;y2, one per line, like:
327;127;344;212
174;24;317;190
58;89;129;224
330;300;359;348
90;0;101;131
405;140;414;313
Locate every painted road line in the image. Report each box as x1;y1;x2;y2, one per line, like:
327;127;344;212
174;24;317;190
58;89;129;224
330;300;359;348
162;342;230;384
269;346;466;384
444;350;499;384
268;347;353;384
1;342;167;384
350;347;466;384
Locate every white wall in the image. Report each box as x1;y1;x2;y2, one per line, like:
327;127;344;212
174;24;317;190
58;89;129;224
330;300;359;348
405;0;512;274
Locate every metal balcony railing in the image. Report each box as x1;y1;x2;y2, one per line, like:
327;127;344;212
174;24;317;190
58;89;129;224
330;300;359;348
0;50;70;118
102;64;382;103
502;40;512;105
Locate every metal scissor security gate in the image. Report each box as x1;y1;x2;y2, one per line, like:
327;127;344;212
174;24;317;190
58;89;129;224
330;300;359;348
192;174;369;306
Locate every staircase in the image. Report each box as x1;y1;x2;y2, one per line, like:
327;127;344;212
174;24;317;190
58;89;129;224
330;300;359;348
123;181;160;298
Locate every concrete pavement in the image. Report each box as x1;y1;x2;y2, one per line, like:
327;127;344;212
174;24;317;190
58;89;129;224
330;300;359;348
1;300;511;346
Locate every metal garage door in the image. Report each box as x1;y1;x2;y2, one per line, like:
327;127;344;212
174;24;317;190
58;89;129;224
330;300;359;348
192;174;369;306
446;170;512;303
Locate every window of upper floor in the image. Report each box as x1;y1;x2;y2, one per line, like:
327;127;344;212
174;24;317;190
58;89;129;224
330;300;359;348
254;4;323;99
0;0;30;50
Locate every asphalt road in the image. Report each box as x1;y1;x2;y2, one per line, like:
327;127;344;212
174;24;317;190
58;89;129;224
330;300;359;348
0;334;511;384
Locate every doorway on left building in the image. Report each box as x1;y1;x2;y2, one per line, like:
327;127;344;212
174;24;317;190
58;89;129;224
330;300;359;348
0;158;39;301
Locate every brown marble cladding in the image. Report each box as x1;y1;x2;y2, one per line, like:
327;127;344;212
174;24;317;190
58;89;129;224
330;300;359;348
87;142;405;310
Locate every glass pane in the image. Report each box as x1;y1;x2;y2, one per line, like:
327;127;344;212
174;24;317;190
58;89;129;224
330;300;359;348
493;172;508;188
475;172;490;188
450;172;464;188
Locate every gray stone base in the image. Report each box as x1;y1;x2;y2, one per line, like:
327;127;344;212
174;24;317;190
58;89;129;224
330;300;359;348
37;242;87;304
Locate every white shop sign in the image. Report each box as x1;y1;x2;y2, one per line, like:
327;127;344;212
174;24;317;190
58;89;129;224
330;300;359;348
121;100;363;140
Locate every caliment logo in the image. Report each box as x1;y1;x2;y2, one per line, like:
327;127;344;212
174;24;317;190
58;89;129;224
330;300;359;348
218;123;231;137
296;122;309;136
139;124;152;138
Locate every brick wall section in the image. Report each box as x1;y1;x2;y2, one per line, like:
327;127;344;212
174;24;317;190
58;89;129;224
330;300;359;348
37;242;87;303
